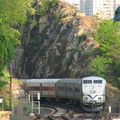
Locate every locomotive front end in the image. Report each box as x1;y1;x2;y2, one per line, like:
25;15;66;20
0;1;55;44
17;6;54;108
82;76;106;111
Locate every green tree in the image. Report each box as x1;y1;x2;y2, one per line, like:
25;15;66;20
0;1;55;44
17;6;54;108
90;55;108;77
91;19;120;83
36;0;60;14
0;80;8;90
94;20;120;61
0;0;35;73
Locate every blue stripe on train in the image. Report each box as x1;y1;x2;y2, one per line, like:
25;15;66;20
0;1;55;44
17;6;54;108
83;94;105;99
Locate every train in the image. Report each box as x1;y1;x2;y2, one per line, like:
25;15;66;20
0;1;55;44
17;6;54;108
24;76;106;111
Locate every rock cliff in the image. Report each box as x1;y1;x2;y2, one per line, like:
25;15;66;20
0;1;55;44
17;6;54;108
15;2;98;78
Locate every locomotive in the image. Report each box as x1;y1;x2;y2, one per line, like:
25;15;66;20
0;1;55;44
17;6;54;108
24;76;106;111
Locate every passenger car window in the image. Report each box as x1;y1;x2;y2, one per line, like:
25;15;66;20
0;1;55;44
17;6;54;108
83;80;92;84
94;80;102;83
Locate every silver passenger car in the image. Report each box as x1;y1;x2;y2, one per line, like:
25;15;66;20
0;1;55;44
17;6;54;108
24;76;106;111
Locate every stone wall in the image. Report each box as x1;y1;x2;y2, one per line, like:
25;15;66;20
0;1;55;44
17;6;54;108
0;111;11;120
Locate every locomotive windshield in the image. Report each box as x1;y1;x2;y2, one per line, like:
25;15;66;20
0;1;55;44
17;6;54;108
83;80;92;84
93;80;102;83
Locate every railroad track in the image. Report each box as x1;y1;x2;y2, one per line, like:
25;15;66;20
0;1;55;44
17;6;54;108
40;104;70;120
46;115;70;120
33;103;105;120
94;111;101;120
78;111;102;120
47;107;69;120
79;112;88;120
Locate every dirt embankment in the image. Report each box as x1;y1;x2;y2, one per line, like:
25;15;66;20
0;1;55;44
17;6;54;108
105;83;120;113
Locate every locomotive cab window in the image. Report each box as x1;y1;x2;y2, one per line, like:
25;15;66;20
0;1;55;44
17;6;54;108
93;80;102;83
83;80;92;84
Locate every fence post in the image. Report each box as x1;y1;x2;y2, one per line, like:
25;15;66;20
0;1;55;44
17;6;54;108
37;93;40;115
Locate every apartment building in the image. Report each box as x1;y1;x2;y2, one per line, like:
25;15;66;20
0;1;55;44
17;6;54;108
80;0;120;19
61;0;80;12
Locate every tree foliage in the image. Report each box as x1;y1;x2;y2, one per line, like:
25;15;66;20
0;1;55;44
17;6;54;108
94;20;120;60
0;80;8;90
36;0;60;14
90;19;120;84
90;55;108;78
0;0;35;72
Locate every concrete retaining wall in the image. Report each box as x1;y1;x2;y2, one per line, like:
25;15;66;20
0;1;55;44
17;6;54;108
0;111;11;120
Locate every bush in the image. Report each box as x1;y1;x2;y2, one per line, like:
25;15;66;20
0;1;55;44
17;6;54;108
0;80;8;90
37;0;60;14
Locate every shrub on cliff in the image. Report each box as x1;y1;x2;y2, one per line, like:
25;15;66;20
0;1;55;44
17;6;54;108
0;0;35;74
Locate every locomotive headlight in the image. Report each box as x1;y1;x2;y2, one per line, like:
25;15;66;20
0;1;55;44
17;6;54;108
84;97;88;100
98;97;101;100
83;97;88;103
98;97;102;103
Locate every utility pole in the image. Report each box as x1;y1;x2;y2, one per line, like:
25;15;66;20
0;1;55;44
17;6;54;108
9;66;12;111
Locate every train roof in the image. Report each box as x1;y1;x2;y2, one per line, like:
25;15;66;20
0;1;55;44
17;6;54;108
19;78;81;83
82;76;105;80
25;79;61;83
57;78;81;83
20;76;105;84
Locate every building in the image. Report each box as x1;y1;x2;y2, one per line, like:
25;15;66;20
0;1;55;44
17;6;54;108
80;0;120;19
61;0;80;12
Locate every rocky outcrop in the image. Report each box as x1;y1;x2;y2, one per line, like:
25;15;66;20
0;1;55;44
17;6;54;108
15;2;98;78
